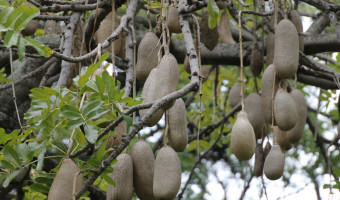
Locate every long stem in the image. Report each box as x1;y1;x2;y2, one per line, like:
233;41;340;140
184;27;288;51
161;0;169;54
111;0;116;79
130;24;139;139
9;48;23;130
314;88;322;140
238;11;245;111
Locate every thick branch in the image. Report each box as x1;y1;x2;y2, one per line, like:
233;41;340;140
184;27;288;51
299;0;340;12
56;12;81;86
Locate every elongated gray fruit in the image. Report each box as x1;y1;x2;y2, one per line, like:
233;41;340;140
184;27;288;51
244;93;267;139
274;88;298;131
264;144;285;180
286;89;307;143
107;153;133;200
166;7;181;33
274;126;293;151
48;158;83;200
289;10;304;52
153;146;182;200
136;32;161;81
168;98;188;152
201;9;219;51
218;10;235;44
140;68;164;127
131;140;155;200
231;111;256;160
273;19;299;79
261;64;279;124
229;82;241;108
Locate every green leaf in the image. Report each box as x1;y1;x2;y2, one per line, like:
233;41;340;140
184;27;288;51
78;53;109;88
0;7;14;25
334;168;340;177
0;0;9;8
0;128;19;145
187;140;197;152
16;143;30;162
14;6;40;31
24;37;53;58
119;97;143;106
199;140;210;149
37;147;46;170
4;30;19;47
0;160;16;171
4;5;27;28
122;115;133;127
102;173;115;187
84;124;98;144
30;183;50;193
67;119;85;129
0;68;11;83
84;80;99;93
4;145;21;167
60;105;82;120
2;170;20;188
81;100;104;116
17;36;25;61
207;0;219;29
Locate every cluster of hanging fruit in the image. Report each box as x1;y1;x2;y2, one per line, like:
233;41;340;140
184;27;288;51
229;6;307;181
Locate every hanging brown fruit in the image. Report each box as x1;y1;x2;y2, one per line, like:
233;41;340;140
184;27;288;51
289;10;304;52
140;68;165;127
229;82;241;108
218;10;235;44
168;98;188;152
21;20;39;36
261;64;279;124
265;32;275;66
105;120;127;150
136;32;161;81
131;140;156;200
250;43;264;77
244;93;267;139
230;111;256;160
286;89;307;143
153;146;182;200
44;20;62;35
216;0;227;9
107;153;133;200
166;6;181;33
274;126;293;151
264;144;285;180
273;19;299;79
274;88;298;131
48;158;83;200
95;12;126;58
200;9;219;51
140;53;179;126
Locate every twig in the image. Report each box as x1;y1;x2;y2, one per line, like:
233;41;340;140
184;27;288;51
9;48;23;130
34;15;70;21
0;57;58;91
314;88;322;140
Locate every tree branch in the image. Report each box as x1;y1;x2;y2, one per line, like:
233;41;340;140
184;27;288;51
56;12;81;87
